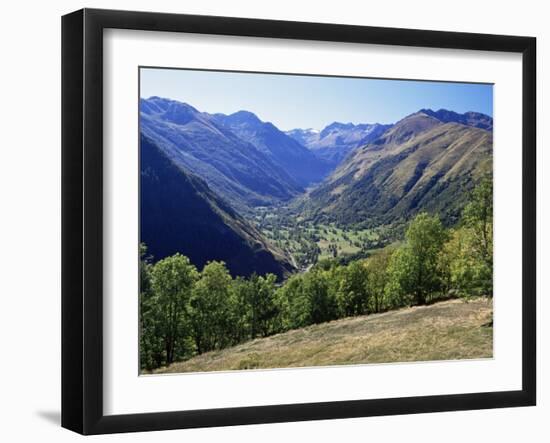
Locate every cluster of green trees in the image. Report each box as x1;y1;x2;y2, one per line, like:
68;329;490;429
385;178;493;305
139;253;284;370
140;178;493;371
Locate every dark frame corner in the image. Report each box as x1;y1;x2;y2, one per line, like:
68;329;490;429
62;8;536;435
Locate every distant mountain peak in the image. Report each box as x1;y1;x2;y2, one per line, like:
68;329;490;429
286;128;319;136
142;96;198;111
286;121;393;168
140;97;201;125
418;108;462;121
302;109;493;227
320;122;355;137
326;121;354;129
417;108;493;131
224;110;263;125
398;110;441;124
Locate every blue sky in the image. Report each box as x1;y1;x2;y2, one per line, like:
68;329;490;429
140;67;493;131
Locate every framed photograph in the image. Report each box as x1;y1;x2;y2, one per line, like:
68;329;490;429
62;8;536;435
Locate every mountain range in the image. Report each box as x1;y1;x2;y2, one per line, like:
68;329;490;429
212;111;331;187
286;122;392;167
301;110;493;226
140;97;329;212
139;96;493;271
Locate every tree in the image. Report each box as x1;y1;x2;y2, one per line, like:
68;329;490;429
189;261;233;353
149;253;198;365
462;177;493;296
139;243;164;370
439;227;488;297
364;247;393;313
385;246;413;308
336;260;369;316
304;269;339;324
386;213;448;305
229;277;254;344
438;178;493;298
276;274;310;330
139;243;153;296
248;273;279;338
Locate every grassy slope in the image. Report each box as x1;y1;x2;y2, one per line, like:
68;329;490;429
154;298;492;374
304;113;493;226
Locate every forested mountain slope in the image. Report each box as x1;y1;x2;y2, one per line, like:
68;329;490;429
140;134;295;278
302;110;493;226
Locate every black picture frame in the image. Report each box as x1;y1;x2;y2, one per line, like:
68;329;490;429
62;8;536;435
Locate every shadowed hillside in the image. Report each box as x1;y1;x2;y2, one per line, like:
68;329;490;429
140;97;304;212
140;134;295;279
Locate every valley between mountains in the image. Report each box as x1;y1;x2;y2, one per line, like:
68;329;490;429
140;96;493;279
139;92;494;373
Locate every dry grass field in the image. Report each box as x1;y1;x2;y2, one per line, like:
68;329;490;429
153;297;493;374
